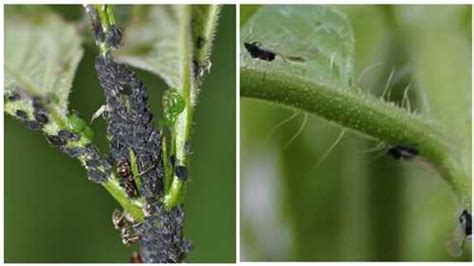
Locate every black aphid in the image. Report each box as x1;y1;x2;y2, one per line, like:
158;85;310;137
32;97;42;109
244;41;276;61
196;36;205;49
459;210;472;237
34;110;49;124
60;146;84;158
85;159;101;168
7;92;20;101
175;166;188;181
87;168;107;183
387;144;418;160
26;121;42;131
46;135;64;146
58;130;80;142
15;110;28;121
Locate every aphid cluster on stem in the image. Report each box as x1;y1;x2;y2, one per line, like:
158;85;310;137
89;6;191;261
95;56;164;200
5;90;110;183
6;92;50;132
83;5;122;51
139;203;192;263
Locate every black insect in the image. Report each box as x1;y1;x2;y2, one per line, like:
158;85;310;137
459;210;472;238
58;129;80;142
387;144;418;160
15;110;28;121
244;41;276;61
175;166;188;181
6;92;20;101
117;159;139;198
45;135;64;146
196;36;205;49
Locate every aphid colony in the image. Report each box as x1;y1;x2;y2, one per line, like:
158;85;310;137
5;91;110;184
89;7;191;260
95;55;164;201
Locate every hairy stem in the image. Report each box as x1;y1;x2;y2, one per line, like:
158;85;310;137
241;67;471;210
164;7;193;209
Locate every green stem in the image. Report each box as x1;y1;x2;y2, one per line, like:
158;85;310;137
5;100;145;221
103;178;144;222
164;7;193;209
241;67;471;210
192;5;221;68
92;4;117;56
163;6;222;209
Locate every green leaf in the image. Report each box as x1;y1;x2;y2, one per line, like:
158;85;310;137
240;5;260;26
5;9;83;115
116;6;192;90
241;5;355;89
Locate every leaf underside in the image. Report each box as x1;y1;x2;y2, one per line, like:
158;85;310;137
116;5;191;90
5;10;83;115
241;5;355;89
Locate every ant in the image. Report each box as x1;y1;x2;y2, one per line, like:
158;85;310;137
387;144;418;160
112;209;142;246
117;159;139;198
130;252;142;263
117;157;157;198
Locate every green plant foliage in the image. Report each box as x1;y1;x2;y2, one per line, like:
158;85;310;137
5;8;83;115
241;5;355;89
116;6;192;91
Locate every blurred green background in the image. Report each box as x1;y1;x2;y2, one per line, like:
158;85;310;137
5;5;235;263
241;5;471;261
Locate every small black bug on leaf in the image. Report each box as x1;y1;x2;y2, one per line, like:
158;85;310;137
459;210;472;238
244;41;276;61
387;144;418;160
196;36;205;49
